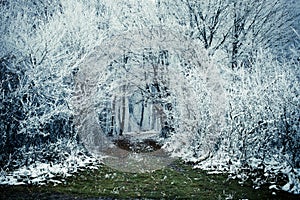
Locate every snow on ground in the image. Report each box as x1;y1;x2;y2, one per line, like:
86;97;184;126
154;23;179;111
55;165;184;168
192;153;300;194
0;154;102;186
0;131;162;185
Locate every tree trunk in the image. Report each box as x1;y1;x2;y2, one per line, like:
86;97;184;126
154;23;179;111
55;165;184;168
119;85;126;136
108;96;116;136
139;99;145;131
232;2;239;69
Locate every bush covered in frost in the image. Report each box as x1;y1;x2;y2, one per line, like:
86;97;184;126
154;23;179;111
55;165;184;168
169;52;300;193
0;0;106;170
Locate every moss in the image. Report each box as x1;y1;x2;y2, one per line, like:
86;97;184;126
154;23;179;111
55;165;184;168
1;160;299;199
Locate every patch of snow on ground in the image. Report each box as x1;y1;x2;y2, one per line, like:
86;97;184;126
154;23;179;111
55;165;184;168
192;152;300;194
0;154;102;186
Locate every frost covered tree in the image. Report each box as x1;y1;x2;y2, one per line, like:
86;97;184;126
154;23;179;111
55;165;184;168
155;0;300;193
161;0;297;68
0;0;106;168
227;0;297;68
225;53;300;193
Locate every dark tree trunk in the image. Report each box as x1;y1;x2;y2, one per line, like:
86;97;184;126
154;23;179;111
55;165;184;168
139;100;145;130
120;85;126;136
108;96;116;136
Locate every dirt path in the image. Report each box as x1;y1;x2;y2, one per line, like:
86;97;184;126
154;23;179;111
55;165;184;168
101;146;176;173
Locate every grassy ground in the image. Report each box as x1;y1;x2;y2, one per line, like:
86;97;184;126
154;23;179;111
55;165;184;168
0;160;299;200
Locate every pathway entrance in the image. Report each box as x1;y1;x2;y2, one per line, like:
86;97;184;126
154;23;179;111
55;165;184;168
101;132;176;173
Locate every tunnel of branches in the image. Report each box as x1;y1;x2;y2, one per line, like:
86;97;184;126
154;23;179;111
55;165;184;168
95;49;175;152
72;28;218;155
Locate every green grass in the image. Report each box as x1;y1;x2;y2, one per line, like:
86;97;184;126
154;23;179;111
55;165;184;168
1;160;299;199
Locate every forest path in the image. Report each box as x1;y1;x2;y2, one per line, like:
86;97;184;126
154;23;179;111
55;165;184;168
74;107;175;173
101;147;176;173
96;132;176;173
